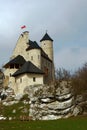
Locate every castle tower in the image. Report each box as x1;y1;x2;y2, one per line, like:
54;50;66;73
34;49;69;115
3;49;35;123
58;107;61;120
26;41;41;69
40;32;54;62
11;31;29;60
40;32;55;82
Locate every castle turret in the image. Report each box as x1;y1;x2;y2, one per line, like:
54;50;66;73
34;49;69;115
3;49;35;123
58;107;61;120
40;33;54;62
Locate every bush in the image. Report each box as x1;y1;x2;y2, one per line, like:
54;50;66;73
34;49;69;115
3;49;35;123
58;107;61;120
20;94;29;101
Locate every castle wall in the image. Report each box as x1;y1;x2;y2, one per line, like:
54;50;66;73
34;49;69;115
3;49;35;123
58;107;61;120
11;31;29;60
4;68;18;89
28;49;41;69
14;74;43;94
41;57;53;84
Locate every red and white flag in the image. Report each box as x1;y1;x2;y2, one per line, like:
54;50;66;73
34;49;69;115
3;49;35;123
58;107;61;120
21;25;26;29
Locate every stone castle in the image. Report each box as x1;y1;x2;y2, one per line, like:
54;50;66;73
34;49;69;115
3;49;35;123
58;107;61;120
3;31;55;94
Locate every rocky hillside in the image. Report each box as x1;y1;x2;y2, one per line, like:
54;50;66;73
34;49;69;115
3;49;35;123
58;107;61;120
0;81;87;121
24;81;75;120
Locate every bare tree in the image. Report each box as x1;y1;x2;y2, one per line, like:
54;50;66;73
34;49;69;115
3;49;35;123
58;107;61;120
55;68;71;81
55;68;71;88
71;63;87;96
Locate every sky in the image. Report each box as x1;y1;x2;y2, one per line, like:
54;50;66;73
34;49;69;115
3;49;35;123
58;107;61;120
0;0;87;72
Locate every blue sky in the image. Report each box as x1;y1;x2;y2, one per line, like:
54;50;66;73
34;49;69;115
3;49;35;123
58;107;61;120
0;0;87;72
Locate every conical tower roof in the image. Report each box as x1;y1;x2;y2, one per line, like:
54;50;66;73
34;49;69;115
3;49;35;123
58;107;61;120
40;33;53;42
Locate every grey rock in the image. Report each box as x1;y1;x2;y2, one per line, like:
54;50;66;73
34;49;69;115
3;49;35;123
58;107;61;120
73;105;82;116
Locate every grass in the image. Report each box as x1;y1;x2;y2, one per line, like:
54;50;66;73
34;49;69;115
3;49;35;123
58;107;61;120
0;116;87;130
0;101;29;120
0;94;30;120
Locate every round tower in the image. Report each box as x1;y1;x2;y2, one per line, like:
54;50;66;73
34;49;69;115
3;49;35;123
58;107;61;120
40;33;54;61
40;33;55;82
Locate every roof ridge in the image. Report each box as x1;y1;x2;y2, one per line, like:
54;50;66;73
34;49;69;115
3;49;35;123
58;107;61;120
12;61;44;77
40;33;53;42
26;40;40;51
3;55;26;68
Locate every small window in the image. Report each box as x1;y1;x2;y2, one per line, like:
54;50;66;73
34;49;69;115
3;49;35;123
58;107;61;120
10;64;14;69
33;77;36;82
20;78;22;83
31;56;33;60
15;64;19;69
38;55;40;59
38;65;40;68
15;78;16;83
48;62;50;67
44;67;48;76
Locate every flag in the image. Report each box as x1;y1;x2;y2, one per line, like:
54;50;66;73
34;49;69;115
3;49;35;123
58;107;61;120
21;25;26;29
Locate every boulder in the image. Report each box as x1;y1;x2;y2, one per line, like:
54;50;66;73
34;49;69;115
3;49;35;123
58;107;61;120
73;105;82;116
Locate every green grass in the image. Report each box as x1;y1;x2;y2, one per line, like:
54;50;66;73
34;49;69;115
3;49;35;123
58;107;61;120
4;103;28;118
0;101;29;120
0;116;87;130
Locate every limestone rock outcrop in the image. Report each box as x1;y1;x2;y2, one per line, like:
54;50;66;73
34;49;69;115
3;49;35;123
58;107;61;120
24;81;75;120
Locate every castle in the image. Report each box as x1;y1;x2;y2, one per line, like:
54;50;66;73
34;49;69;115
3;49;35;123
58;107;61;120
3;31;54;94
